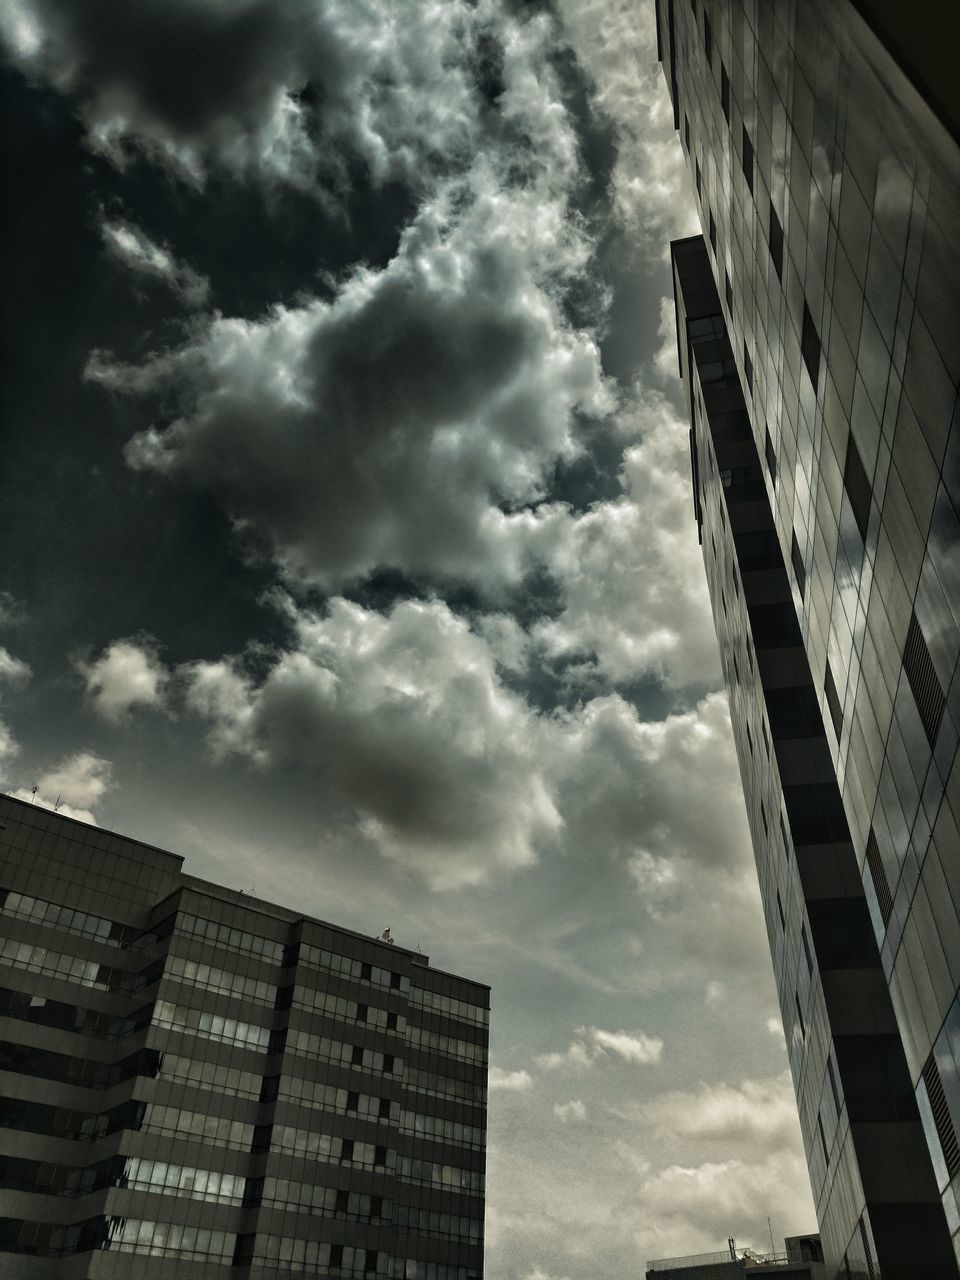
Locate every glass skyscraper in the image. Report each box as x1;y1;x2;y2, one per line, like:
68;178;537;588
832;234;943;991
657;1;960;1275
0;792;487;1278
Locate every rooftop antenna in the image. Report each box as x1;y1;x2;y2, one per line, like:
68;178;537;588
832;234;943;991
768;1217;776;1257
727;1238;737;1261
30;786;37;804
53;794;62;812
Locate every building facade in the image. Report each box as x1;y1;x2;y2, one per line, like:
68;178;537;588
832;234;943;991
0;792;488;1278
657;1;960;1274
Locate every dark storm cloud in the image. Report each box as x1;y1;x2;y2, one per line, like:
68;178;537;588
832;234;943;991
88;174;612;591
1;0;485;193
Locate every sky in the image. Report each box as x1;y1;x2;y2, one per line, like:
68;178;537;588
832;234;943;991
0;1;816;1273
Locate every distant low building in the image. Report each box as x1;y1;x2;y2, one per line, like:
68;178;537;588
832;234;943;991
646;1232;825;1280
0;792;488;1278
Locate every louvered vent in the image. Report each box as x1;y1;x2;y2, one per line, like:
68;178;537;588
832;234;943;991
903;611;945;746
824;661;842;738
865;827;893;925
791;532;806;598
922;1053;960;1181
843;436;871;541
858;1217;876;1280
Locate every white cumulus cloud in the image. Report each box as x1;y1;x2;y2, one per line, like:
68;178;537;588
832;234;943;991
553;1099;587;1123
10;752;113;825
77;639;169;723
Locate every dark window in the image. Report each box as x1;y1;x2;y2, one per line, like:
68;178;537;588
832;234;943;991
724;269;733;313
274;985;292;1011
351;1044;364;1066
903;611;946;746
390;971;402;989
801;925;813;976
336;1188;350;1211
259;1075;279;1103
769;202;784;279
374;1144;388;1166
783;783;848;844
843;435;871;541
741;126;754;193
922;1053;960;1181
765;427;777;483
743;343;753;393
818;1114;829;1164
331;1245;344;1267
826;1057;841;1113
347;1091;360;1112
791;533;805;597
824;661;842;737
268;1028;286;1056
748;602;802;649
766;686;822;738
251;1124;271;1154
709;210;717;252
865;827;893;924
340;1140;354;1161
776;890;785;927
800;301;821;387
233;1235;256;1266
795;993;806;1038
356;1003;368;1023
378;1097;391;1119
360;962;372;980
684;111;691;151
734;528;782;569
761;802;768;835
383;1054;395;1073
704;14;712;65
695;159;702;195
720;62;730;122
365;1250;379;1273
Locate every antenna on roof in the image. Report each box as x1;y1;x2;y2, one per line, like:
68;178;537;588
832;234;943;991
727;1238;736;1261
54;794;62;812
30;786;37;804
768;1218;776;1257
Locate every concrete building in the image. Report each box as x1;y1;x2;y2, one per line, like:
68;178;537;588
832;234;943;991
0;792;487;1278
657;0;960;1274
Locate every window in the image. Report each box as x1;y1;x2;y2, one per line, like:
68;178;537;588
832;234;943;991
794;993;806;1038
817;1114;829;1164
769;202;784;279
903;611;946;745
684;111;691;151
843;435;871;541
865;827;893;924
764;426;777;483
826;1057;841;1113
743;343;753;393
776;890;785;927
824;661;843;738
741;126;754;193
790;532;805;597
800;301;821;387
724;269;733;314
709;210;717;252
695;159;702;196
703;14;712;65
720;62;730;122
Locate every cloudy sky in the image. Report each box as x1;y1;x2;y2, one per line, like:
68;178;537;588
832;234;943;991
0;1;816;1272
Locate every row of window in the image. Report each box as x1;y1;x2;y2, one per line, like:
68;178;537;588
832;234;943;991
271;1077;394;1122
117;1156;245;1205
269;1126;392;1168
285;1027;399;1075
141;1102;255;1150
405;1064;486;1107
409;987;489;1028
164;953;275;1006
291;986;404;1033
155;1050;263;1099
399;1157;484;1195
152;999;271;1051
0;1216;479;1277
297;944;410;994
406;1024;487;1066
399;1111;484;1150
0;889;123;946
174;912;285;965
104;1217;235;1262
0;937;106;990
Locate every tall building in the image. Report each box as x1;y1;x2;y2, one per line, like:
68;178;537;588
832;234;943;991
657;2;960;1275
0;792;488;1279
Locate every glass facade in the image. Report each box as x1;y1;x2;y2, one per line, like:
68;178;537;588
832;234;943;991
660;4;960;1274
0;793;488;1279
